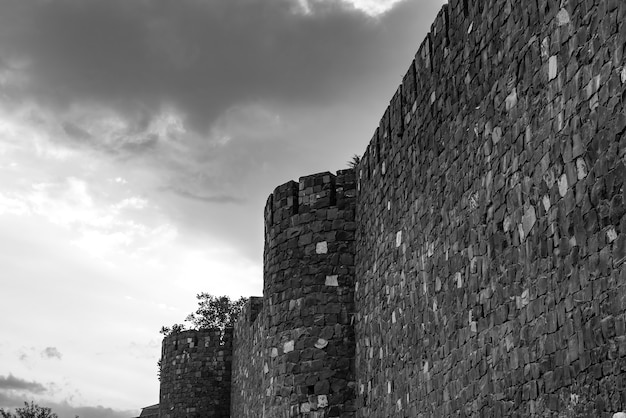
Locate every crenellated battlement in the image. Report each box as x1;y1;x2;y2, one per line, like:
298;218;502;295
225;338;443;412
159;329;233;418
264;170;357;229
161;328;230;351
253;168;359;417
239;296;263;325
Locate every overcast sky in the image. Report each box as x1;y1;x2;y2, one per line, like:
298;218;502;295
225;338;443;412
0;0;446;416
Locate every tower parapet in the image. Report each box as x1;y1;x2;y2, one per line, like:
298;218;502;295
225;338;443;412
261;169;357;417
159;329;233;418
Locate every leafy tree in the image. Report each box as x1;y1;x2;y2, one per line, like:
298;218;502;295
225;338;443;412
185;293;247;332
0;402;72;418
159;294;247;336
158;294;247;380
347;154;361;168
158;323;185;336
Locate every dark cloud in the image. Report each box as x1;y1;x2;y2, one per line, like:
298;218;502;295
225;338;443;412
44;401;137;418
0;0;445;261
41;347;62;360
0;0;441;135
0;375;134;417
0;393;136;418
62;122;93;141
0;374;46;394
172;189;245;205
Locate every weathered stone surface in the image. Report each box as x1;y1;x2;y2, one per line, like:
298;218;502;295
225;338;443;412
159;1;626;416
231;170;357;418
355;0;626;416
159;329;232;418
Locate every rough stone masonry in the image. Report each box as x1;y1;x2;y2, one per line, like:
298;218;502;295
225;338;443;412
159;0;626;416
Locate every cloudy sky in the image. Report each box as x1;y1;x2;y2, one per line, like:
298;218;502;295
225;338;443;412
0;0;445;416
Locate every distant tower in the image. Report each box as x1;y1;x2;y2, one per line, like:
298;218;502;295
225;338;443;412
159;329;233;418
261;169;358;417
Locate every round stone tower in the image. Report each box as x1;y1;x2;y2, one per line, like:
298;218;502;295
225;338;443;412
262;169;357;417
159;328;233;418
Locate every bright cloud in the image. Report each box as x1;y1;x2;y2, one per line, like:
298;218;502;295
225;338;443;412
343;0;406;15
293;0;406;16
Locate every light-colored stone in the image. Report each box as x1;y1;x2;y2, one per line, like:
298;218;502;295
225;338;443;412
558;174;568;197
549;56;558;80
317;395;328;408
542;195;551;212
569;236;577;248
503;215;512;232
607;227;618;243
396;231;402;247
492;126;502;143
325;275;338;286
522;205;537;237
521;289;529;307
556;9;570;25
316;241;328;254
505;88;518;111
576;157;588;180
315;338;328;349
283;340;294;353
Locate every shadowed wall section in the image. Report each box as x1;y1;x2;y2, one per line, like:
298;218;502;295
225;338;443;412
355;0;626;416
232;170;358;417
231;296;265;416
159;329;232;418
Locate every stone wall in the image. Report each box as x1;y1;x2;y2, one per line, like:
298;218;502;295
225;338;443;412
159;329;233;418
231;170;359;418
355;0;626;416
231;297;266;417
159;0;626;416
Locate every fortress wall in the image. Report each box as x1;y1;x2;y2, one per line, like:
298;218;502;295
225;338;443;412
257;169;358;417
355;0;626;416
160;0;626;416
231;297;266;417
159;329;233;418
